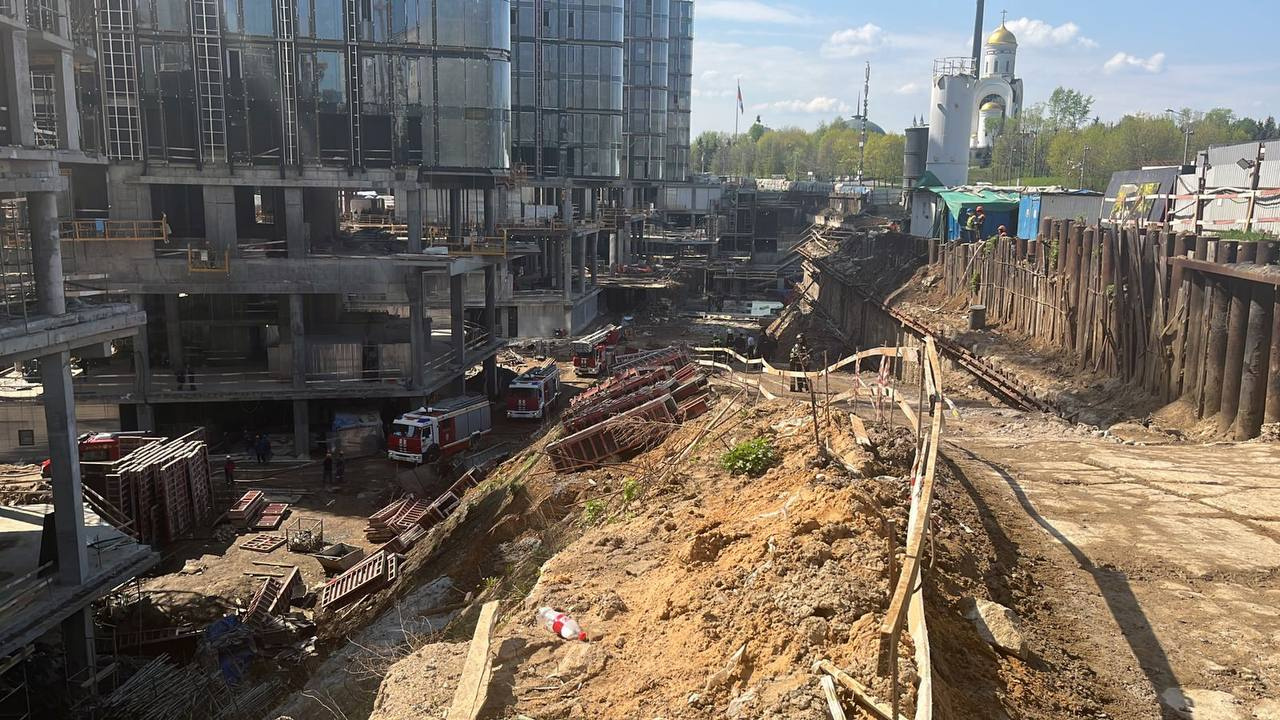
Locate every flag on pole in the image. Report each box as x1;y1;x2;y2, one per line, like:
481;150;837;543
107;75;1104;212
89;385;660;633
737;81;744;114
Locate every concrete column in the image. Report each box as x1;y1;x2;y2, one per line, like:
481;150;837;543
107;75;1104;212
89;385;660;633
202;185;237;256
563;235;573;300
289;294;306;388
3;30;36;147
483;264;497;397
405;188;424;253
40;350;88;585
292;399;309;459
449;188;463;242
284;188;306;258
589;232;598;286
29;192;64;315
53;50;80;151
450;273;466;392
619;222;632;266
483;188;496;237
60;608;96;688
608;230;619;270
576;231;587;294
408;271;426;389
129;293;151;393
163;294;183;368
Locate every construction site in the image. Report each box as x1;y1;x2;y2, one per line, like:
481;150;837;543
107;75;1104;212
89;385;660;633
2;1;1279;719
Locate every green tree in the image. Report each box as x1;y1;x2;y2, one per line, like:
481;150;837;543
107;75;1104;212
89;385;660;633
746;122;767;143
691;131;730;174
1046;87;1094;131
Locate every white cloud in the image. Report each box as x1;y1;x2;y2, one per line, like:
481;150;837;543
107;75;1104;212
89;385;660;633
1103;51;1166;74
895;82;921;95
1004;17;1095;48
755;96;851;114
820;23;884;58
698;0;808;25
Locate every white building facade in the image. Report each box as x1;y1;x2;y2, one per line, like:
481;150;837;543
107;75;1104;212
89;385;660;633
970;22;1023;155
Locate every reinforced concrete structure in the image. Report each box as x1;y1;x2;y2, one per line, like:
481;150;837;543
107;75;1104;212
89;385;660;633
1;0;159;705
74;0;513;457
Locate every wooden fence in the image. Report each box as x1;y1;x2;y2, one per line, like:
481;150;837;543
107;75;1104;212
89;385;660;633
936;218;1280;439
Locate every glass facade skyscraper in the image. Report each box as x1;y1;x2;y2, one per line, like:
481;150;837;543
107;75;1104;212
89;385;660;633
622;0;669;183
103;0;512;171
664;0;691;182
511;0;624;180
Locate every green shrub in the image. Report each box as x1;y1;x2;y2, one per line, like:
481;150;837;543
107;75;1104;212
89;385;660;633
582;499;606;525
719;438;778;477
621;477;640;505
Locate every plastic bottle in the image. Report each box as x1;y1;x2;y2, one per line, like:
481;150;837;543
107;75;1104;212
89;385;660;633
537;606;587;641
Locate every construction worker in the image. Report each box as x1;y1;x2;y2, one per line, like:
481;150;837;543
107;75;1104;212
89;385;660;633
790;333;810;392
996;224;1010;239
223;455;235;487
334;450;346;485
322;451;334;485
965;205;986;243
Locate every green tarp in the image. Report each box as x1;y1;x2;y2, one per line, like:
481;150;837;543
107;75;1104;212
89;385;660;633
933;188;1021;217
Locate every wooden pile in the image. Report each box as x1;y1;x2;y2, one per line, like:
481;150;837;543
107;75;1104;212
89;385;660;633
92;433;214;545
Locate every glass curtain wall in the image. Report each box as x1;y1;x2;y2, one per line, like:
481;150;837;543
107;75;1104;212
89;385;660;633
664;0;691;182
511;0;623;180
117;0;510;171
623;0;668;183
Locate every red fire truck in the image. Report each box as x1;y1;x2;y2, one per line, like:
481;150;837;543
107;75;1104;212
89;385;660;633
40;431;147;478
506;363;562;419
387;394;492;464
571;324;622;377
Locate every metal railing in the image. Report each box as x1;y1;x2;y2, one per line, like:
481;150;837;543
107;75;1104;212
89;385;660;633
186;244;230;273
59;217;169;242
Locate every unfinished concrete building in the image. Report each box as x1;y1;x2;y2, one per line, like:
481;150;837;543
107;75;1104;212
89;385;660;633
1;0;160;705
72;0;511;455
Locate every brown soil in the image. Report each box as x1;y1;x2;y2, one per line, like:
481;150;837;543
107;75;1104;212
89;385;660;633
889;265;1196;436
359;394;1105;720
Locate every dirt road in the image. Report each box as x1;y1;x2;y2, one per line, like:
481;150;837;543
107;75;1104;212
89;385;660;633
945;411;1280;720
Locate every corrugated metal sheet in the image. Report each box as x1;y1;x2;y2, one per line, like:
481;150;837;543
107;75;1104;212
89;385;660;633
1201;195;1250;227
1040;194;1103;226
1258;140;1280;190
1205;142;1259;188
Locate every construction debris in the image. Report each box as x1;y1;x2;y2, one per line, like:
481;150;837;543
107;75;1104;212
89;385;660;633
548;347;710;472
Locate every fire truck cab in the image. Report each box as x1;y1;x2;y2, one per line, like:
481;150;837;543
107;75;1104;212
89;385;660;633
40;431;143;478
571;325;622;377
387;394;492;464
506;363;562;419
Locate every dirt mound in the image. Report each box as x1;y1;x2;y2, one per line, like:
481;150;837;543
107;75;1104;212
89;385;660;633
362;397;1107;719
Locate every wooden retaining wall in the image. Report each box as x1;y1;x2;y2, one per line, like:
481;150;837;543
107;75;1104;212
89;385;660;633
937;218;1280;438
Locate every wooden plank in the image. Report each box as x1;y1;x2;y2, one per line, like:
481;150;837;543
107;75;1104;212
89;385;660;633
816;660;907;720
819;675;848;720
846;414;872;447
877;338;944;674
447;600;500;720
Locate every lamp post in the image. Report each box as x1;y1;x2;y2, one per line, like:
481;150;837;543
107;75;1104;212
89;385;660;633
1165;109;1194;166
1079;145;1089;188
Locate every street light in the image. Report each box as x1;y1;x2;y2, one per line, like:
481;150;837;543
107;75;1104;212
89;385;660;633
1079;145;1089;188
1165;109;1193;166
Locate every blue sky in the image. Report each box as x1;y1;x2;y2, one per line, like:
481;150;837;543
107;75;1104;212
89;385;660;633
690;0;1280;136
